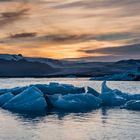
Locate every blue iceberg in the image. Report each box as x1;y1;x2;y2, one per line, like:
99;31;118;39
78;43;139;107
0;83;85;96
0;92;14;106
0;86;28;95
87;86;100;97
3;86;47;112
0;81;140;113
49;93;102;111
123;100;140;111
34;82;85;95
99;81;126;106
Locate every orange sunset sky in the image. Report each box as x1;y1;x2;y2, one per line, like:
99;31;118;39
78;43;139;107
0;0;140;61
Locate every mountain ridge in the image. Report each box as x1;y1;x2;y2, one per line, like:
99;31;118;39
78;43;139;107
0;54;140;79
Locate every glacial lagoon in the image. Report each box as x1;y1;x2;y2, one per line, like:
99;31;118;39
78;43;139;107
0;78;140;140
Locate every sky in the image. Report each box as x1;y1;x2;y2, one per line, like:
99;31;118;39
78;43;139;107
0;0;140;61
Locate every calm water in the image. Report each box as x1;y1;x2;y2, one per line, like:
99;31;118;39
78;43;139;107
0;78;140;140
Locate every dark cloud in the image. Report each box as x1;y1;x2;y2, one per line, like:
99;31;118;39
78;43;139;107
2;31;139;46
81;44;140;55
95;32;139;41
54;0;140;9
9;32;37;38
3;33;96;44
0;8;30;27
0;0;13;1
39;34;95;43
1;9;29;18
5;31;139;44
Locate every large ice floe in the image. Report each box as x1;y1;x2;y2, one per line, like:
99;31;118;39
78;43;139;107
2;86;47;112
49;93;102;112
0;82;140;113
0;92;14;106
34;82;85;95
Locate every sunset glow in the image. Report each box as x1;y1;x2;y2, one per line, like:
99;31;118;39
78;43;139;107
0;0;140;61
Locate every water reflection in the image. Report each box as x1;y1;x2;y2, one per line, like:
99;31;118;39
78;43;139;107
100;107;108;124
0;107;140;140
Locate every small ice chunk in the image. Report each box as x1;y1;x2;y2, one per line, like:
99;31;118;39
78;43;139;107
0;92;14;106
123;100;140;110
3;86;47;112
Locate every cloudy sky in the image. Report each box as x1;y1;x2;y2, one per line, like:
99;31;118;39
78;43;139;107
0;0;140;61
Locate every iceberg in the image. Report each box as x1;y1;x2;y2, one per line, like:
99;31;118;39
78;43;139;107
123;100;140;111
49;93;102;112
0;83;85;96
0;92;14;106
90;71;140;81
87;86;100;97
3;86;47;112
35;82;85;95
0;89;10;95
100;81;140;101
33;84;49;94
99;81;126;106
0;81;140;113
116;91;140;101
10;86;28;95
0;86;27;95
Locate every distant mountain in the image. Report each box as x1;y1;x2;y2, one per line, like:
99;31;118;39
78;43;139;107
0;54;23;61
0;54;140;80
0;54;58;77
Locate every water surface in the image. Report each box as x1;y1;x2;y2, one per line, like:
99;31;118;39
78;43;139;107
0;78;140;140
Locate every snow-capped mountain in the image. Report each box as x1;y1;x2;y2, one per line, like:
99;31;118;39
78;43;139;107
0;54;23;61
0;54;140;80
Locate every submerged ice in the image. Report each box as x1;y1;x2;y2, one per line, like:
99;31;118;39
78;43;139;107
0;82;140;113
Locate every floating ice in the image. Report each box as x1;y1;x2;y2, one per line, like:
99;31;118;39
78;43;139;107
90;72;140;81
35;82;85;95
3;86;47;112
49;93;102;111
0;86;28;95
99;81;126;106
100;81;140;102
0;81;140;113
0;92;14;106
0;83;85;96
87;86;99;97
123;100;140;111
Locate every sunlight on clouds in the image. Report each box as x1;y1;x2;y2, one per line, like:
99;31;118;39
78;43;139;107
0;0;140;61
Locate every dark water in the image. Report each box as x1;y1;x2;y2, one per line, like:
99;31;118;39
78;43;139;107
0;78;140;140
